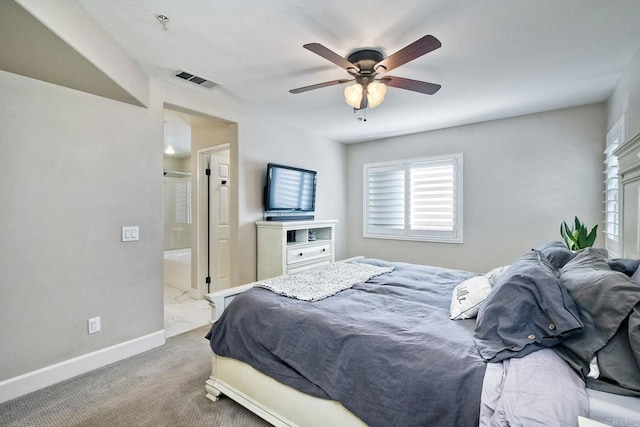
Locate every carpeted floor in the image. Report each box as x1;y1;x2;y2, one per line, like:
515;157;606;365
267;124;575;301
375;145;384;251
0;326;271;427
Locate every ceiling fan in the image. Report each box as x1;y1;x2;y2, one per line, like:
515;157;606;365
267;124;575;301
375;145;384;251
289;35;442;110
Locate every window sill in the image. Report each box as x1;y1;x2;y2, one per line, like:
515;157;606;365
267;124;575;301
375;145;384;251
363;233;463;244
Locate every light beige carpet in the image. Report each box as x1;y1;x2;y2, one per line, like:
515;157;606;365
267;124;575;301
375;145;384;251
0;326;271;427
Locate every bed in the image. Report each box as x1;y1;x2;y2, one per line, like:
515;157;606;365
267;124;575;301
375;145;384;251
204;247;640;426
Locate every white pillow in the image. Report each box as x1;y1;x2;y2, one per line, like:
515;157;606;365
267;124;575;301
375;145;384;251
587;356;600;379
449;275;492;320
484;265;510;287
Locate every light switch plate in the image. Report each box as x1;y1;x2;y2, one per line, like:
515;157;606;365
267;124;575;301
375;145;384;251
121;226;140;242
88;317;101;334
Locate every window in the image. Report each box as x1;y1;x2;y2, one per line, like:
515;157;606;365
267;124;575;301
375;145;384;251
175;180;192;224
363;153;463;243
604;117;624;257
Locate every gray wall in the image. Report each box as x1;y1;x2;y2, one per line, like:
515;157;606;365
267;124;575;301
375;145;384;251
0;72;348;383
607;46;640;139
236;118;348;284
346;104;606;273
0;70;164;380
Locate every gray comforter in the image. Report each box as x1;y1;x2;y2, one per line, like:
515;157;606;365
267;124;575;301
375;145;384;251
206;259;486;427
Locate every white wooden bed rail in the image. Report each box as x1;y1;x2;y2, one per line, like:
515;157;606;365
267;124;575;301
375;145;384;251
204;354;365;427
204;282;255;323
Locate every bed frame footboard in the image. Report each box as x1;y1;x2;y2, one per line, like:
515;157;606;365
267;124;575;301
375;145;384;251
206;354;365;427
201;256;368;426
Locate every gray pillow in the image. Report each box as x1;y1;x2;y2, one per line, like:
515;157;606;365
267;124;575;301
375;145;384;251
608;258;640;277
553;248;640;380
474;250;583;363
632;265;640;283
589;305;640;397
536;241;575;270
631;304;640;369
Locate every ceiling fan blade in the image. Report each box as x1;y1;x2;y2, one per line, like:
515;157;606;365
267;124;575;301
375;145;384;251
303;43;358;72
381;76;441;95
289;79;352;94
375;35;441;73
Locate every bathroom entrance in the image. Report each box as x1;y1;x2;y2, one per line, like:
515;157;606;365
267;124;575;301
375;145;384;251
162;107;235;337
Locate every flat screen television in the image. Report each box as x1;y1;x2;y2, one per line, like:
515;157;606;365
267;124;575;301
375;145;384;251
264;163;317;213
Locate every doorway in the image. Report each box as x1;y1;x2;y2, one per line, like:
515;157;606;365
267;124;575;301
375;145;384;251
162;108;234;337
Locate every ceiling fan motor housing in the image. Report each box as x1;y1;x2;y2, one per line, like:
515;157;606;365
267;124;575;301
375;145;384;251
347;49;385;75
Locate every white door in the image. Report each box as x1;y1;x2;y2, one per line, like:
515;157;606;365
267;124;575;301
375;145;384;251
208;150;231;292
197;146;231;297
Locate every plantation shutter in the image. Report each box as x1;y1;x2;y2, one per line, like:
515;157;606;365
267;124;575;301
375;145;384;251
410;159;456;233
366;166;405;235
364;154;463;243
175;180;192;224
604;143;619;239
604;117;624;257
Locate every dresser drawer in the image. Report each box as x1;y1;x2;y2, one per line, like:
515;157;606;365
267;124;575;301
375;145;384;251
287;257;332;275
287;242;332;265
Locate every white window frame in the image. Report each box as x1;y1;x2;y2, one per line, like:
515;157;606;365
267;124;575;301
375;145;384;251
604;116;624;258
363;153;463;243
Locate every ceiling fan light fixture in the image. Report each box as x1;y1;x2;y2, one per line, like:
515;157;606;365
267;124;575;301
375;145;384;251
344;83;364;109
367;81;387;108
344;81;387;110
296;36;441;110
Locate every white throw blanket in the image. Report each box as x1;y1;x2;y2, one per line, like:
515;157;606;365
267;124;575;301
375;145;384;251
255;262;394;302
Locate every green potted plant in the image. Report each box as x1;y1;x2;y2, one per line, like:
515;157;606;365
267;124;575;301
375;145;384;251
560;216;598;250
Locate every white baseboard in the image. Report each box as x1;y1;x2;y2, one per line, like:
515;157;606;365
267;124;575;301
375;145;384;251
188;286;200;300
0;330;166;404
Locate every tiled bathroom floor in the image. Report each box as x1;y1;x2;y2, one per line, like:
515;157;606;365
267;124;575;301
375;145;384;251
164;286;211;338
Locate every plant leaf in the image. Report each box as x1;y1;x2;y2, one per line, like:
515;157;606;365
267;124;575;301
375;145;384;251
568;229;579;244
560;222;572;249
585;225;598;247
564;223;579;250
562;222;573;239
577;227;588;248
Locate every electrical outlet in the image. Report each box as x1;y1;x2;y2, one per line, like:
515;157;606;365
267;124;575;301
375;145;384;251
88;317;101;334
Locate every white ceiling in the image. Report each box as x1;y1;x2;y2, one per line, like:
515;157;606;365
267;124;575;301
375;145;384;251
78;0;640;144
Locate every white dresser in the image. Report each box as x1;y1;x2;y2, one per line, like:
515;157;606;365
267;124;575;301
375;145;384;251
256;219;337;280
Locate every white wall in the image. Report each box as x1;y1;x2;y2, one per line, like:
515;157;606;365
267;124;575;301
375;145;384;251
346;104;606;273
608;46;640;139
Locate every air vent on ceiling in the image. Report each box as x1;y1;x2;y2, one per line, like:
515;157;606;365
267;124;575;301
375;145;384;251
173;70;219;89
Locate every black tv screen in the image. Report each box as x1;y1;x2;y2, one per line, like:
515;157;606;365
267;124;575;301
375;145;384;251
264;163;316;212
